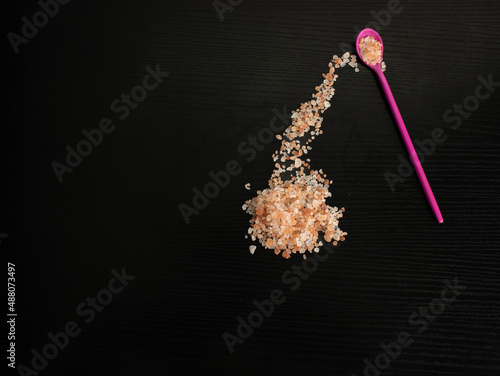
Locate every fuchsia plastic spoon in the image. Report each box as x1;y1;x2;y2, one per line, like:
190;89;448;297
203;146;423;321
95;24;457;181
356;28;443;223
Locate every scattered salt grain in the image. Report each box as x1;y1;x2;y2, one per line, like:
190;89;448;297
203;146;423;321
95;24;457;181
249;245;256;254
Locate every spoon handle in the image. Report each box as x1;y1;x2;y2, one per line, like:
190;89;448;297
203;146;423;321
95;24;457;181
375;68;444;223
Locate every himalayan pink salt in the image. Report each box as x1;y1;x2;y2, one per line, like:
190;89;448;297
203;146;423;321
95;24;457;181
358;36;382;65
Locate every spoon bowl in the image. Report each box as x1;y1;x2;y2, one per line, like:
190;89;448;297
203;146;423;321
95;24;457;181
356;28;384;71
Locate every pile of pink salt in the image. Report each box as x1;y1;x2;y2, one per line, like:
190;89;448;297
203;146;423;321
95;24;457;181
243;174;346;259
243;52;359;258
358;36;383;66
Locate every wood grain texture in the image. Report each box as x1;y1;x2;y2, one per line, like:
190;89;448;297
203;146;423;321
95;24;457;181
1;0;499;375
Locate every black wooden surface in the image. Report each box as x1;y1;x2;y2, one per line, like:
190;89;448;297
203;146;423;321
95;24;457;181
2;1;500;375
